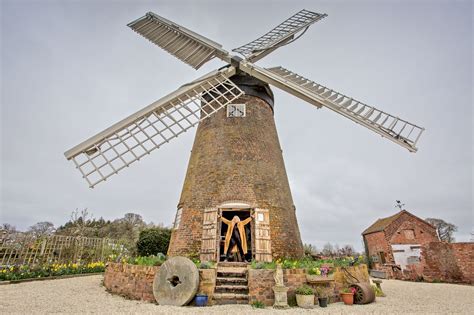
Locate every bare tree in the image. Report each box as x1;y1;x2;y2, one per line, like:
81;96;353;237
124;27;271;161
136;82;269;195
425;218;458;243
339;244;355;257
303;243;318;256
28;222;55;238
1;223;17;242
322;242;334;257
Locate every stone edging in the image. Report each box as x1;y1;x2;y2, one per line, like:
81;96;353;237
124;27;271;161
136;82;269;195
0;272;104;285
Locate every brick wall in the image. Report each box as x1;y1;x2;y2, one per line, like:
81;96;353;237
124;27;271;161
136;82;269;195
364;212;438;269
103;263;217;303
104;262;158;302
248;265;369;306
169;92;304;259
420;242;473;284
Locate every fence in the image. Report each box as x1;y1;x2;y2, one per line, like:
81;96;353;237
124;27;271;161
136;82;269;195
0;234;126;266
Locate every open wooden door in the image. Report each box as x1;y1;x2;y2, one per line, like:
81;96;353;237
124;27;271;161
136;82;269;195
200;207;218;262
254;208;272;262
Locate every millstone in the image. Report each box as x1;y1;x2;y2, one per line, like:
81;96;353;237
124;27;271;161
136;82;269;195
153;256;199;306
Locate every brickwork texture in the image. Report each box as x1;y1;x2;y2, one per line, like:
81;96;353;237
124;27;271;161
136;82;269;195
420;242;473;284
364;211;438;268
103;263;217;303
168;92;304;259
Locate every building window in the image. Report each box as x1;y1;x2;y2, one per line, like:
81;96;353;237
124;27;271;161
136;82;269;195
403;229;415;239
227;104;246;117
173;207;182;229
379;251;386;264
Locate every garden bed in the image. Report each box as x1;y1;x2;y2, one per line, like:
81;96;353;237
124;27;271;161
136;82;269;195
0;272;104;285
0;261;105;282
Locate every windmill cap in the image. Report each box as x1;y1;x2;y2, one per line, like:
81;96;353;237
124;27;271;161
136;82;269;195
229;72;274;110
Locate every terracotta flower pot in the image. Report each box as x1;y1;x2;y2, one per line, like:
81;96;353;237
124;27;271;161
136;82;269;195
340;292;354;305
296;294;314;308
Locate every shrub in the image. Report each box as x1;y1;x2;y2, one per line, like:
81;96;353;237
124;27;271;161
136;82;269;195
295;285;314;295
251;301;265;308
198;261;213;269
136;227;172;256
127;254;166;266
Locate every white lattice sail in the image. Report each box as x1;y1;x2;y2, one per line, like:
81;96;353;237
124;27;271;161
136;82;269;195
128;12;231;69
64;67;243;188
233;9;327;62
239;63;424;152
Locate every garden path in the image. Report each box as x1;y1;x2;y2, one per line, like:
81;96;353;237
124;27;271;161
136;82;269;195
0;275;473;314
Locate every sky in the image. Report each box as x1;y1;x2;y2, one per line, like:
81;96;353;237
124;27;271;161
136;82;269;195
1;0;472;252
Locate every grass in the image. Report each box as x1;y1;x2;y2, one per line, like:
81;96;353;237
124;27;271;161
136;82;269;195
251;301;265;308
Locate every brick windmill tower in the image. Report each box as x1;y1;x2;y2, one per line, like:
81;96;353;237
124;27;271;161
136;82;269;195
64;10;424;262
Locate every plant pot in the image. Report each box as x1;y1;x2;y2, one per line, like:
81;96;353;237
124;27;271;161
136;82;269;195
195;294;208;306
296;294;314;308
340;293;354;305
318;297;328;307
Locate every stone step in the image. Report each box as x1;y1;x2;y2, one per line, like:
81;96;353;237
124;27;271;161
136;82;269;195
213;293;249;305
217;262;249;268
216;277;248;285
216;271;247;278
215;284;249;294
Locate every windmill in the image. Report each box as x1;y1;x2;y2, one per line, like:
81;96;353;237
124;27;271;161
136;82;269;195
64;9;424;262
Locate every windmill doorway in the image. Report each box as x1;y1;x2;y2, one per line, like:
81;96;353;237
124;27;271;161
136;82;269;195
218;209;253;262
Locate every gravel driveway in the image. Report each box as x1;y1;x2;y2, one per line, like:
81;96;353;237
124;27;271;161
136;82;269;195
0;275;473;314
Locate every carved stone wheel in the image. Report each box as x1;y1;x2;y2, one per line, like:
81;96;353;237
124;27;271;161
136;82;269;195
153;256;199;306
350;283;375;304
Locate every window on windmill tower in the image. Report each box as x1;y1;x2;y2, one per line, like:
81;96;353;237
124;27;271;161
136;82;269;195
173;207;182;229
227;104;246;118
403;229;415;239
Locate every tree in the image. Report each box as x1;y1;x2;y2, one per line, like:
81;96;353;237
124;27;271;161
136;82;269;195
136;227;172;256
425;218;458;243
303;243;318;256
339;244;355;257
321;242;334;257
28;222;55;238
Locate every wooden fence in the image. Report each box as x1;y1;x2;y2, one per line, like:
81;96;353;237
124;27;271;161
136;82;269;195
0;235;126;266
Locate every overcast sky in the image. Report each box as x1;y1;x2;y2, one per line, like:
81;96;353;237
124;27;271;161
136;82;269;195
1;0;472;251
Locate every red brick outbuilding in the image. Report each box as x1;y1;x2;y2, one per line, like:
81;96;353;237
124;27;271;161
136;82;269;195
362;210;439;276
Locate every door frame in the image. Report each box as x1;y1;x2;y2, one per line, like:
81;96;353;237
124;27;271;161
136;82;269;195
217;201;254;262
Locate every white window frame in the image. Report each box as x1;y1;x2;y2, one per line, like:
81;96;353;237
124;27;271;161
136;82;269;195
227;103;246;117
173;207;183;229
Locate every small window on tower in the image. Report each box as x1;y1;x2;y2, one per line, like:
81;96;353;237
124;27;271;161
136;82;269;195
227;104;246;117
173;207;182;229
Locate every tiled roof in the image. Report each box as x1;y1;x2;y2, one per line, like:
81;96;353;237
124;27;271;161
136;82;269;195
362;210;407;235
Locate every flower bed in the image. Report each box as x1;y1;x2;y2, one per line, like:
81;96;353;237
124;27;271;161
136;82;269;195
250;256;364;270
0;261;105;281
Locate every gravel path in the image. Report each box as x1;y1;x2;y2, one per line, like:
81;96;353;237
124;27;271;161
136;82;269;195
1;275;473;314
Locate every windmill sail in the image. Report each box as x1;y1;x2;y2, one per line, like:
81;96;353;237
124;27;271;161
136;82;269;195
239;63;424;152
232;9;327;62
128;12;231;69
64;67;243;188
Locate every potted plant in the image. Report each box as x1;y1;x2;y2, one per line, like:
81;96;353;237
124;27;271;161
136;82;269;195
316;287;330;307
295;285;314;308
340;287;356;305
195;293;208;306
306;266;334;283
